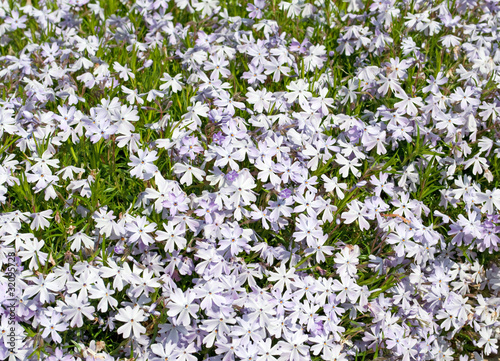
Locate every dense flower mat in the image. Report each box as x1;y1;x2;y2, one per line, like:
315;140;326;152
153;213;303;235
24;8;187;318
1;0;500;360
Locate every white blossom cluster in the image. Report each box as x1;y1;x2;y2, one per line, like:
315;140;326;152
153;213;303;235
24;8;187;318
1;0;500;360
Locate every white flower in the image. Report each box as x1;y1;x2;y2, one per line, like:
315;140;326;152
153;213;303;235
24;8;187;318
115;306;147;338
173;163;206;186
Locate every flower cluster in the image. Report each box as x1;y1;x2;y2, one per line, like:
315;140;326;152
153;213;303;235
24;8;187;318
1;0;500;360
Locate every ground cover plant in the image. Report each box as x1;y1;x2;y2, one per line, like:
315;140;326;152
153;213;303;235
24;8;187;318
1;0;500;360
